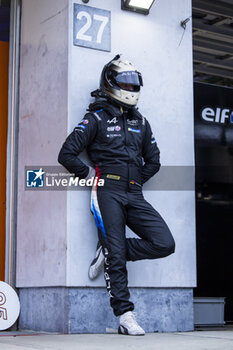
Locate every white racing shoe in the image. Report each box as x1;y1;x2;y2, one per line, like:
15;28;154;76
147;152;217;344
88;242;105;280
118;311;145;336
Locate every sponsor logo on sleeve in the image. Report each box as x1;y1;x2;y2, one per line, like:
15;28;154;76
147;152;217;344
151;133;156;144
78;124;86;129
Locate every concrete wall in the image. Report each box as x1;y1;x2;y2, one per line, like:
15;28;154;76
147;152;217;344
16;0;68;286
16;0;195;333
17;0;195;288
19;287;193;333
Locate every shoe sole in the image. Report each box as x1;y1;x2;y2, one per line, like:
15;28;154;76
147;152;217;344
118;325;145;336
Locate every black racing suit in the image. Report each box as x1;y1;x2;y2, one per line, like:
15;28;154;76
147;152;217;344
58;100;175;316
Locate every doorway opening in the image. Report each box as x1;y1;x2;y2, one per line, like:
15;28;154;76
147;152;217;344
194;82;233;325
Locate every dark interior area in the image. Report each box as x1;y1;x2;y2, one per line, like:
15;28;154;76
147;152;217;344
194;82;233;324
0;0;10;42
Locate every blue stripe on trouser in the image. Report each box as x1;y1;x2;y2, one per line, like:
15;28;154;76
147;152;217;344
91;190;114;300
91;199;106;238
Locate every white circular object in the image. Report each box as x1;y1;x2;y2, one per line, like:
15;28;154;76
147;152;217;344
0;281;20;330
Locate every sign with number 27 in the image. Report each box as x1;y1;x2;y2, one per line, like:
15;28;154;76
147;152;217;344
73;4;111;52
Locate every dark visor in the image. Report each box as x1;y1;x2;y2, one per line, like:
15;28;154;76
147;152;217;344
115;71;143;86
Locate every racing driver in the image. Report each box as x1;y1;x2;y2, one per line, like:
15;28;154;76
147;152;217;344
58;54;175;336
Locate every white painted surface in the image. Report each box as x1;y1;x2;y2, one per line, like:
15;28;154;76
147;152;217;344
67;0;196;287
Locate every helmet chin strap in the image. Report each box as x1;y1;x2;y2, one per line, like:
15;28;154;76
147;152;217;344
91;89;107;98
90;89;136;110
106;95;136;110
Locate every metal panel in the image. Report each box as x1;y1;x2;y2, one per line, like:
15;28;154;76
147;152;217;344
73;4;111;52
193;0;233;18
193;19;233;42
194;52;233;71
192;1;233;85
194;64;233;80
0;41;8;281
194;297;225;326
5;0;21;287
194;38;233;56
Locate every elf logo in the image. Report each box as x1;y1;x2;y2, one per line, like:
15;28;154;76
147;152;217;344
201;107;233;125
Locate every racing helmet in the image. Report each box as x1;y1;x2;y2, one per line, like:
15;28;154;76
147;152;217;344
99;54;143;107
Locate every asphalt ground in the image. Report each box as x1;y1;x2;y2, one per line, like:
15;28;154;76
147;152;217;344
0;328;233;350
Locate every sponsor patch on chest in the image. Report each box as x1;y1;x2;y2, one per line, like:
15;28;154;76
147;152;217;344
107;117;118;124
128;127;141;133
127;119;139;126
106;134;121;138
107;126;121;132
106;174;121;180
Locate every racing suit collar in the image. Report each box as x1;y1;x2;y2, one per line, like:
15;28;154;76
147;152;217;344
88;100;123;118
88;100;143;120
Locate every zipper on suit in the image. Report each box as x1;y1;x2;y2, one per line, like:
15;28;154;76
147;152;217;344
123;111;130;191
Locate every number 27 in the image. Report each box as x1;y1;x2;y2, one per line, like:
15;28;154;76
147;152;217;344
76;11;109;44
